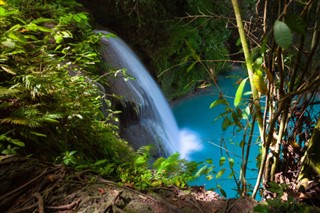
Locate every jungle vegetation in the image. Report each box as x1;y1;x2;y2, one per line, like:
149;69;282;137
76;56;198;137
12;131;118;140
1;0;320;211
0;0;197;191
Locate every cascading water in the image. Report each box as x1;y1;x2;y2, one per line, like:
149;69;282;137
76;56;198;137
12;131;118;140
96;30;180;157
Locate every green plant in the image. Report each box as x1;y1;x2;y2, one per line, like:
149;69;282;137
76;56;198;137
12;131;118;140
230;0;320;200
56;150;78;166
116;146;198;190
0;0;132;165
254;182;319;213
153;2;231;99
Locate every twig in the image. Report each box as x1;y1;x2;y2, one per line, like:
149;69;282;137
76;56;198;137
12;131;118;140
0;168;51;201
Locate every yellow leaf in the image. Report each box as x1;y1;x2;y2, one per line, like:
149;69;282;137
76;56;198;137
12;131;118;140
1;65;16;75
0;0;6;5
253;70;267;95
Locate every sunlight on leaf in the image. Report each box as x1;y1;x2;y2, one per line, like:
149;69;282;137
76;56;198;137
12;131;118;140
219;156;226;166
195;165;207;178
234;77;248;107
228;158;234;168
210;99;227;109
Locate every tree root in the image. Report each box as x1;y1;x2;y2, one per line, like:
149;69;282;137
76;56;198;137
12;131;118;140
46;199;81;211
0;156;258;213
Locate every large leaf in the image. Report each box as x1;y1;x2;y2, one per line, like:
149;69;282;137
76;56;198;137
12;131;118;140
273;20;292;49
234;77;248;107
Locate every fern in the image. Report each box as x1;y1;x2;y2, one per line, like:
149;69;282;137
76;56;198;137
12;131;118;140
136;145;151;156
0;87;20;97
0;107;61;127
0;132;25;147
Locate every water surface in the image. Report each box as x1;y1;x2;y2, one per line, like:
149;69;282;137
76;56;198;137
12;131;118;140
173;71;260;197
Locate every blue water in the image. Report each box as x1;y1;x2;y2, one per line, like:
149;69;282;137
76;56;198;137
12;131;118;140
172;70;260;198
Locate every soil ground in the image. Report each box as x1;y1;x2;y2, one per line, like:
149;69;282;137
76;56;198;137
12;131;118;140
0;156;258;213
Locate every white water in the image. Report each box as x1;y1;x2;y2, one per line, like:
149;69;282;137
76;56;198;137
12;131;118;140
97;30;181;156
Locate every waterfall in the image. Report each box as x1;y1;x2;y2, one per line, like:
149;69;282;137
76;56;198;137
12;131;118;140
96;30;180;157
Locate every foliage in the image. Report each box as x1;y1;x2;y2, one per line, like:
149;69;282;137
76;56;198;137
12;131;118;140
228;0;320;200
79;146;198;190
0;0;204;192
254;197;319;213
116;147;198;190
193;156;236;197
153;0;231;99
253;181;320;213
0;0;132;164
78;0;232;99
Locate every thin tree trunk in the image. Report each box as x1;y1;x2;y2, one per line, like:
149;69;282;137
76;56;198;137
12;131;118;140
230;0;265;199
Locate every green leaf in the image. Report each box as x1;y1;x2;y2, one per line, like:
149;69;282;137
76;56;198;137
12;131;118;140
54;34;63;44
216;168;226;179
210;99;227;109
0;134;25;147
135;156;146;165
0;7;5;16
8;31;27;43
77;12;88;20
205;158;213;164
195;165;207;178
69;150;77;156
0;7;18;17
234;77;248;107
93;159;108;166
228;171;235;179
219;156;226;166
206;175;213;180
222;117;232;130
273;20;292;49
228;158;234;168
36;26;51;32
187;61;197;72
217;184;227;197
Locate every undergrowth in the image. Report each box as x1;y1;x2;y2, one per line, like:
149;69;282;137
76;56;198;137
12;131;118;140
0;0;198;190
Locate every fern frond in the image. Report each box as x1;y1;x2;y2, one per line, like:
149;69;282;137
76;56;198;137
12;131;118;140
0;106;62;128
0;133;25;147
0;117;41;127
30;131;47;137
136;145;151;156
0;102;13;109
0;87;20;97
41;113;61;123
